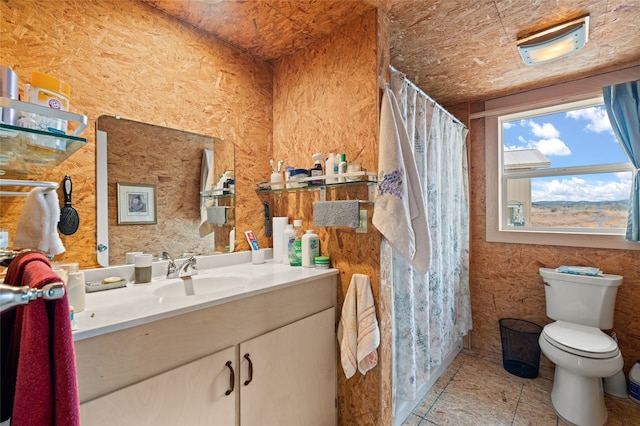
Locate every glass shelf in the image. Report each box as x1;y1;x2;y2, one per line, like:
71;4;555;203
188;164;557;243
0;97;88;176
255;171;377;202
200;189;235;198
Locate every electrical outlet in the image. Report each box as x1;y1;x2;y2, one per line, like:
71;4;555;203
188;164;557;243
356;210;368;233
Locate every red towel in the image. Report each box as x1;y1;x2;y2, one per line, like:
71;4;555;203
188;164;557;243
0;252;80;426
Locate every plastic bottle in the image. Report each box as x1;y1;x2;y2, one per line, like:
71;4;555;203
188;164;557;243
338;153;348;182
325;153;339;184
630;360;640;404
309;153;324;185
301;230;320;267
282;224;295;265
29;71;71;134
288;220;303;266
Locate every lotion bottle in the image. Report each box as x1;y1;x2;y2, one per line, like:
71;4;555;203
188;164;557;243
301;230;319;267
282;224;295;265
325;153;338;184
338;153;348;182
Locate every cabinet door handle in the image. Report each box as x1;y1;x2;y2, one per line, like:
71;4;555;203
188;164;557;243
225;361;234;396
243;353;253;386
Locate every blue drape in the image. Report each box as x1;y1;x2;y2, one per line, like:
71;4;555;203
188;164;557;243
603;80;640;242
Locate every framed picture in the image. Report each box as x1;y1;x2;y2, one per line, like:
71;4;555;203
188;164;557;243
117;183;157;225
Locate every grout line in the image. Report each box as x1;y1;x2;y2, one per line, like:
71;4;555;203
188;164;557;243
510;383;525;425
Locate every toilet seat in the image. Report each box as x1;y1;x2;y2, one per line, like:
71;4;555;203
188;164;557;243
542;321;619;359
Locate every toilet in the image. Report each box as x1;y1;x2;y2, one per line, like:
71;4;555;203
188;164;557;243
538;267;623;426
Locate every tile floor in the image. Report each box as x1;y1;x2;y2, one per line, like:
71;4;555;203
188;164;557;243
401;349;640;426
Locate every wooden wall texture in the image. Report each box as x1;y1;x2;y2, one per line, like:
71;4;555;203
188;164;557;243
272;10;385;425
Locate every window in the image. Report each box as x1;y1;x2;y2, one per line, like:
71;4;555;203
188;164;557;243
481;68;640;250
500;98;633;233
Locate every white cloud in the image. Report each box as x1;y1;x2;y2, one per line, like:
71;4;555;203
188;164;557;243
565;107;613;134
503;122;514;129
533;138;571;156
505;137;571;156
531;176;631;202
528;121;559;138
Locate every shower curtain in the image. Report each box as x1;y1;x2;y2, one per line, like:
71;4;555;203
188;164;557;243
382;70;472;411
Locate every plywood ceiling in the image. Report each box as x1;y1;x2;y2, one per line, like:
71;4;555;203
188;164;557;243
140;0;640;105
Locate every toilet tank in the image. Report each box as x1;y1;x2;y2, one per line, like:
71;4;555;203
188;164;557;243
539;268;623;329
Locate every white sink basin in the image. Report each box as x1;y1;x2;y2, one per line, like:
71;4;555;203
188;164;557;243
151;273;252;299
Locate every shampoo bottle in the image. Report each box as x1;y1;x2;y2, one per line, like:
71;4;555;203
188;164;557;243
301;230;320;267
288;220;303;266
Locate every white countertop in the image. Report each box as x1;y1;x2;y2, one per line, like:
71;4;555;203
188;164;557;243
74;251;338;341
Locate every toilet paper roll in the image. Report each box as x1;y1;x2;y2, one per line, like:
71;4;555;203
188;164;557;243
272;217;289;263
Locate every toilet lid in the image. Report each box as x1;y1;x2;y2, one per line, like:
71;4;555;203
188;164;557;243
542;321;619;359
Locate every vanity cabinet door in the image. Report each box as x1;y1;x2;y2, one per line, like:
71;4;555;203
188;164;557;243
239;307;336;426
80;346;237;425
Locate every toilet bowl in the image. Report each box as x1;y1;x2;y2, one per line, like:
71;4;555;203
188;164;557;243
538;268;623;426
539;323;623;426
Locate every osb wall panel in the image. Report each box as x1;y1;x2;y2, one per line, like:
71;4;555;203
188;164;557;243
272;10;383;426
467;105;640;374
0;0;272;267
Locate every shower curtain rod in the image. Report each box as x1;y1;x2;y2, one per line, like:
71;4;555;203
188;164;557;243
390;66;467;129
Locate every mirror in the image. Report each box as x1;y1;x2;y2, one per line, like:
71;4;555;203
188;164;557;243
96;116;234;266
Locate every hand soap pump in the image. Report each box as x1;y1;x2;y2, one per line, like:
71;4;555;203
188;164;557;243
310;153;324;185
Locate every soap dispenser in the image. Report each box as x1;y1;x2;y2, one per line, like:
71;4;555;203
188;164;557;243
309;152;324;185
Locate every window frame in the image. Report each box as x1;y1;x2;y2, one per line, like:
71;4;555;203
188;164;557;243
480;67;640;250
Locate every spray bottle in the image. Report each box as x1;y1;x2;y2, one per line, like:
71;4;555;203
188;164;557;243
309;153;325;185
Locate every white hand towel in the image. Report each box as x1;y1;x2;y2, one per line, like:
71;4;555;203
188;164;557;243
14;188;65;255
44;189;65;255
373;88;431;274
199;148;215;237
337;273;380;378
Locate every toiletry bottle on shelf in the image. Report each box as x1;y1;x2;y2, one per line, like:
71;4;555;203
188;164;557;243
325;153;339;184
301;230;320;267
338;153;348;182
282;224;295;265
285;166;294;189
289;219;303;266
309;153;325;185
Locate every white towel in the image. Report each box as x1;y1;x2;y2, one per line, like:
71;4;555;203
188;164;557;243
199;148;215;237
14;188;65;255
373;88;431;274
337;274;380;378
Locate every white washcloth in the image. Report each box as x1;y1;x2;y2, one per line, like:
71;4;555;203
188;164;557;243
373;88;431;274
44;188;65;255
337;274;380;378
14;188;65;255
199;148;215;237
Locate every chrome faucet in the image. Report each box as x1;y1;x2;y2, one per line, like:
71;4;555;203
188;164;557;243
163;251;178;278
178;255;198;278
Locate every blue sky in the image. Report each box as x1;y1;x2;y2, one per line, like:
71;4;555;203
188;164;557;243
503;105;632;202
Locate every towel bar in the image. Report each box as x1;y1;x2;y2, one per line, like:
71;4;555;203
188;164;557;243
0;282;65;314
0;179;59;197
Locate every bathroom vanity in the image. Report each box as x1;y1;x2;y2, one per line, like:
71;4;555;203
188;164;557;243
74;253;338;425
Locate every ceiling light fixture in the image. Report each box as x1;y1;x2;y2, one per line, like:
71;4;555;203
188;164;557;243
517;15;590;66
